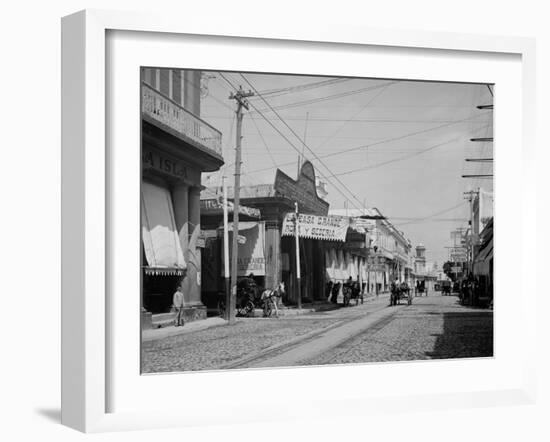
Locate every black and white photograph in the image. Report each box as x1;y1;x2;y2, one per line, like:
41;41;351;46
140;68;494;374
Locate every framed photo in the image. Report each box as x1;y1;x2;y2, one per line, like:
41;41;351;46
61;9;536;433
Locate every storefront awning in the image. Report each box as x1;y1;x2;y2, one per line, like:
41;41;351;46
141;181;186;269
222;221;266;276
474;238;493;276
143;267;186;276
224;221;260;232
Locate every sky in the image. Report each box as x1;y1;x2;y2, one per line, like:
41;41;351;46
198;71;494;266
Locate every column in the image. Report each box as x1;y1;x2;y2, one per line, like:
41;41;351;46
264;220;281;291
358;258;363;294
187;186;202;307
172;183;189;265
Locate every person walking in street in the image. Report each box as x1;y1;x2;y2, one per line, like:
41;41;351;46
390;277;399;306
172;273;187;327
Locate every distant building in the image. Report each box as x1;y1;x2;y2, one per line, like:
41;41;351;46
414;244;426;274
412;243;437;292
329;208;413;293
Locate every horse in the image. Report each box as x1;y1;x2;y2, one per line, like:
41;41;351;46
260;281;285;317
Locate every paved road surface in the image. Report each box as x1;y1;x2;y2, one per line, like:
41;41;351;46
141;293;492;373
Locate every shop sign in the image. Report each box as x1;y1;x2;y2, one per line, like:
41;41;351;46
142;148;189;180
274;161;329;215
221;222;266;276
281;213;350;242
200;198;261;218
201;230;218;239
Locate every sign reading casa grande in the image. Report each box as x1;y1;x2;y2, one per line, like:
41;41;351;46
282;213;350;242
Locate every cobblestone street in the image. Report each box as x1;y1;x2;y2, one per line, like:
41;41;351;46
302;293;493;366
142;293;492;373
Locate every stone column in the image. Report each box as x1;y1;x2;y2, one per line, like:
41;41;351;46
187;186;203;308
264;220;281;291
172;183;189;271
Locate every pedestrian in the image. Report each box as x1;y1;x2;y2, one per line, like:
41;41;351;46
390;277;399;306
172;275;187;327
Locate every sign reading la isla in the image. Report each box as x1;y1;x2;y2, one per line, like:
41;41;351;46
142;148;188;180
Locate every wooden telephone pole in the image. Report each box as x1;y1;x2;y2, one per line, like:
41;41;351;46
294;202;302;310
227;86;254;325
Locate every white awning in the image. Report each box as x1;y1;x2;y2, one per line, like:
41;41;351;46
141;182;186;269
223;221;260;232
222;221;266;276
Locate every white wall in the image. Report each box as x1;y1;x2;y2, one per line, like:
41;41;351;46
1;1;548;441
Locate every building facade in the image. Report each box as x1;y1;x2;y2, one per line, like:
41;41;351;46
200;161;346;306
140;68;224;327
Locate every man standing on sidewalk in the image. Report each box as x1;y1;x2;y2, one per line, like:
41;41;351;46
173;274;187;327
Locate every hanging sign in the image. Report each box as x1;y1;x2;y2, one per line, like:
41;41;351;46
221;222;266;276
200;198;261;218
281;213;350;242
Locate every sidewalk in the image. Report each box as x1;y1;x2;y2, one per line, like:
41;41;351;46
142;316;227;342
143;292;390;343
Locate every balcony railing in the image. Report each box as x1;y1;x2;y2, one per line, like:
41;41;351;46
141;82;222;158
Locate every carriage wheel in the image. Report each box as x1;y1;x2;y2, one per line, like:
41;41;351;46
263;299;272;317
343;292;350;307
244;300;255;317
237;300;254;317
217;299;226;319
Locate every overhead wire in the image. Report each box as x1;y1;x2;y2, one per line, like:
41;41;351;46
245;113;491;175
218;72;365;211
251;81;398;114
251;77;351;99
392;201;467;227
238;73;369;212
314;82;394;152
249;114;279;170
327;137;460;178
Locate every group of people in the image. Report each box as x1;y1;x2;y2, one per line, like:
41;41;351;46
390;278;412;306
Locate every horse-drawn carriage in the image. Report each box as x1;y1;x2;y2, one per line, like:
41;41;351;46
441;280;452;296
327;279;364;306
390;282;412;306
415;280;428;297
217;277;285;318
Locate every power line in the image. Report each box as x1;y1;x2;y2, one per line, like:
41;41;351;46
245;115;490;175
238;73;368;212
314;82;393;152
251;78;351;98
251;81;398;114
249;113;279;170
392;201;467;226
219;72;364;211
327;138;459;177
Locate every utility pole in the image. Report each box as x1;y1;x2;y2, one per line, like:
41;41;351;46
294;202;302;310
463;190;479;275
222;175;230;320
228;86;254;325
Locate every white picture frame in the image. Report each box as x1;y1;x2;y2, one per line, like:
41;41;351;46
61;9;537;433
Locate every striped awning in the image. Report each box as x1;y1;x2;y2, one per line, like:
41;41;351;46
141;181;186;270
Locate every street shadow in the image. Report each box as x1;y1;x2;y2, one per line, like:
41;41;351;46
34;407;61;423
425;311;493;359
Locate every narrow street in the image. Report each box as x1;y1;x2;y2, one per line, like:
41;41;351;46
142;293;493;373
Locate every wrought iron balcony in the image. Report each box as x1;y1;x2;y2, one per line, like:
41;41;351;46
141;82;222;158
